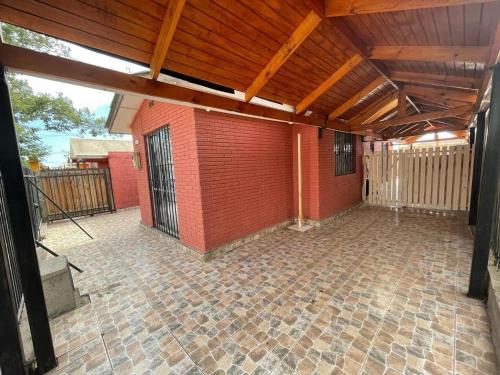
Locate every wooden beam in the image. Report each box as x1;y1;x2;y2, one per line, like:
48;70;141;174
295;54;363;113
369;46;490;63
390;70;481;89
405;84;477;104
398;86;407;117
328;76;386;120
0;43;350;131
150;0;185;79
348;91;398;125
351;105;472;131
245;10;321;101
363;96;398;124
325;0;497;16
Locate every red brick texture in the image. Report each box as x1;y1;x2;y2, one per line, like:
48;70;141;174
108;152;139;209
194;110;294;250
130;100;363;254
292;125;363;221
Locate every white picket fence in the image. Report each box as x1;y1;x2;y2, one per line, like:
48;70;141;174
363;144;474;211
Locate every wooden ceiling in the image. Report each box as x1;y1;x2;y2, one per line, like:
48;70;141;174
1;0;500;139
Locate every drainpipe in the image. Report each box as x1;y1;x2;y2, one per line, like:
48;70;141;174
297;133;303;228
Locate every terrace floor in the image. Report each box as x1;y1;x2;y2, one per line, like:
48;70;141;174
43;206;496;375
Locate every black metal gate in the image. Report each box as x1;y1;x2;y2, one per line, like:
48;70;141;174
0;170;23;319
146;126;179;238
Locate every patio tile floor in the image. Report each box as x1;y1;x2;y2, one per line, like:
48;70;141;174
43;206;496;374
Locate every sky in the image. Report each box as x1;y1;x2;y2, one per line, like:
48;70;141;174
17;42;146;167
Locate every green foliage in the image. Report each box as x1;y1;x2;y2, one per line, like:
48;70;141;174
1;24;107;161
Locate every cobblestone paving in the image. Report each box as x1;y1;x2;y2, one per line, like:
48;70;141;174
43;206;496;374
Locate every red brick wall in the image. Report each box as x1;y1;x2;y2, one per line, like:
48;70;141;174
194;110;294;250
108;152;139;209
130;101;362;254
130;101;207;251
318;131;363;219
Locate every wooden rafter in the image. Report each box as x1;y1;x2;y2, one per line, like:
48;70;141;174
245;10;321;102
351;105;472;131
328;76;386;120
405;84;477;104
329;18;430;123
150;0;185;79
369;45;490;63
0;43;350;131
348;91;398;125
295;54;363;113
325;0;497;16
363;96;398;124
398;86;407;117
390;70;481;89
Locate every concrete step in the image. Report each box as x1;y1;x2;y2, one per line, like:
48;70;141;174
39;256;79;318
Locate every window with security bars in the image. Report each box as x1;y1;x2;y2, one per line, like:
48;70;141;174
334;132;356;176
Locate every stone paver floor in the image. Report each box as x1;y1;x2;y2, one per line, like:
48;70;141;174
43;206;496;374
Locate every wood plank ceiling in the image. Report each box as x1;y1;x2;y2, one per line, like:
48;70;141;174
1;0;500;139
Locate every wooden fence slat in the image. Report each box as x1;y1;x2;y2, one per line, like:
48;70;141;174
445;146;456;210
388;150;394;206
431;148;440;207
408;148;415;206
400;150;407;205
425;148;434;208
460;144;471;210
438;147;448;209
452;145;464;210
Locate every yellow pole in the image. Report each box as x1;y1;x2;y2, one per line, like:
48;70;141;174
297;133;303;228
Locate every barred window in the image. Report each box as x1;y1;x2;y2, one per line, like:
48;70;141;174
334;132;356;176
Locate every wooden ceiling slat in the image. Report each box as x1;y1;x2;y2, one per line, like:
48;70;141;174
191;0;280;52
2;0;155;53
244;10;321;101
40;0;159;40
404;84;478;104
325;0;495;16
77;0;162;33
0;4;151;63
111;0;165;21
150;0;185;79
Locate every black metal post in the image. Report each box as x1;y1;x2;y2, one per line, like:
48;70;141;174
0;221;25;375
469;112;486;225
468;64;500;299
0;67;57;371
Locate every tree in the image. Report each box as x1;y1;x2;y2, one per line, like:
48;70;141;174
1;23;107;160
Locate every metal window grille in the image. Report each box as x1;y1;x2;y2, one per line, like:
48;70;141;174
334;132;356;176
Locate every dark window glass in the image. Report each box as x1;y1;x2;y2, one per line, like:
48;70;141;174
334;132;356;176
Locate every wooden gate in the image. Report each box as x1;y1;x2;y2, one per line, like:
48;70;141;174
39;168;115;220
364;145;474;211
